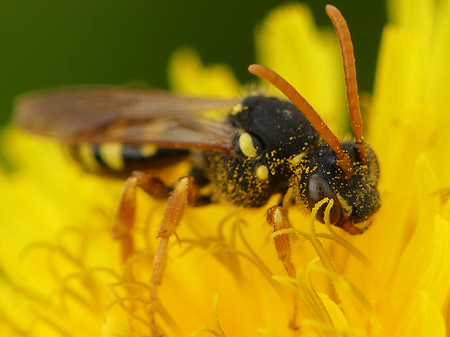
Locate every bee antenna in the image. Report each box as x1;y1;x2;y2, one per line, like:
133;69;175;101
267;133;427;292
248;63;353;179
326;4;367;165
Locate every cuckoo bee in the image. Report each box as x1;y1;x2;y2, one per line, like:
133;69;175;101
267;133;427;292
15;5;380;334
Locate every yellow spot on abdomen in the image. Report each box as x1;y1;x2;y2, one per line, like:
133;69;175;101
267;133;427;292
140;144;158;157
99;142;124;171
239;132;257;158
78;143;100;171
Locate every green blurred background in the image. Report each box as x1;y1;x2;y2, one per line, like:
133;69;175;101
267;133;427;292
0;0;385;126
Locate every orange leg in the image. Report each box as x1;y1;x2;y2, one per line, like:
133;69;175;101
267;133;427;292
267;206;299;331
149;176;198;337
113;171;171;262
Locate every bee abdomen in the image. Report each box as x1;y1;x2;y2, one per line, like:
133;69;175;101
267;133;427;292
68;143;188;178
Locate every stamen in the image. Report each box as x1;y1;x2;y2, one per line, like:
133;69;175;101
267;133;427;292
320;199;369;264
111;280;152;292
272;275;322;322
309;198;336;271
301;319;347;335
305;258;333;325
190;294;226;337
271;198;368;273
236;219;276;282
20;241;83;268
308;262;383;335
212;294;226;337
106;297;153;327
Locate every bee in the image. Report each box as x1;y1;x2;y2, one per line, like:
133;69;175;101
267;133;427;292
15;5;380;335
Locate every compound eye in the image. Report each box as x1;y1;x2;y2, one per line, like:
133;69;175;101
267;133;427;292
307;174;343;225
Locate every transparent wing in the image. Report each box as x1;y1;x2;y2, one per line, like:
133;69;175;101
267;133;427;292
15;87;240;152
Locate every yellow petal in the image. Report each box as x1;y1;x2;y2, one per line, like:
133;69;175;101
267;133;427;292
387;0;434;38
168;48;240;97
420;292;446;337
318;292;350;333
255;3;346;134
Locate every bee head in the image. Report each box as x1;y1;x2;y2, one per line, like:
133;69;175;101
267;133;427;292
304;142;381;234
248;5;382;233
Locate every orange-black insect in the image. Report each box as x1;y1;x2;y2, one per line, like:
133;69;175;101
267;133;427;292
14;5;380;335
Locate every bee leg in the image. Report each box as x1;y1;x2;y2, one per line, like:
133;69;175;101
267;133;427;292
267;206;299;331
149;176;198;337
113;170;171;262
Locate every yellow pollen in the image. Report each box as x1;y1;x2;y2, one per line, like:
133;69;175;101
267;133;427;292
99;142;124;171
289;153;306;166
256;165;269;181
239;133;257;158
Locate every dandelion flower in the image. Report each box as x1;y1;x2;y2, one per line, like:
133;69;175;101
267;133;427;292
1;1;450;336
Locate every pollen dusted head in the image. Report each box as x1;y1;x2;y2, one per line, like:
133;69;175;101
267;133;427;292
248;4;381;234
301;142;381;233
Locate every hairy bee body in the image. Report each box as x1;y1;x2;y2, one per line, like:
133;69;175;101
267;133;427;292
65;96;303;199
66;94;380;232
200;95;319;207
68;95;319;205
